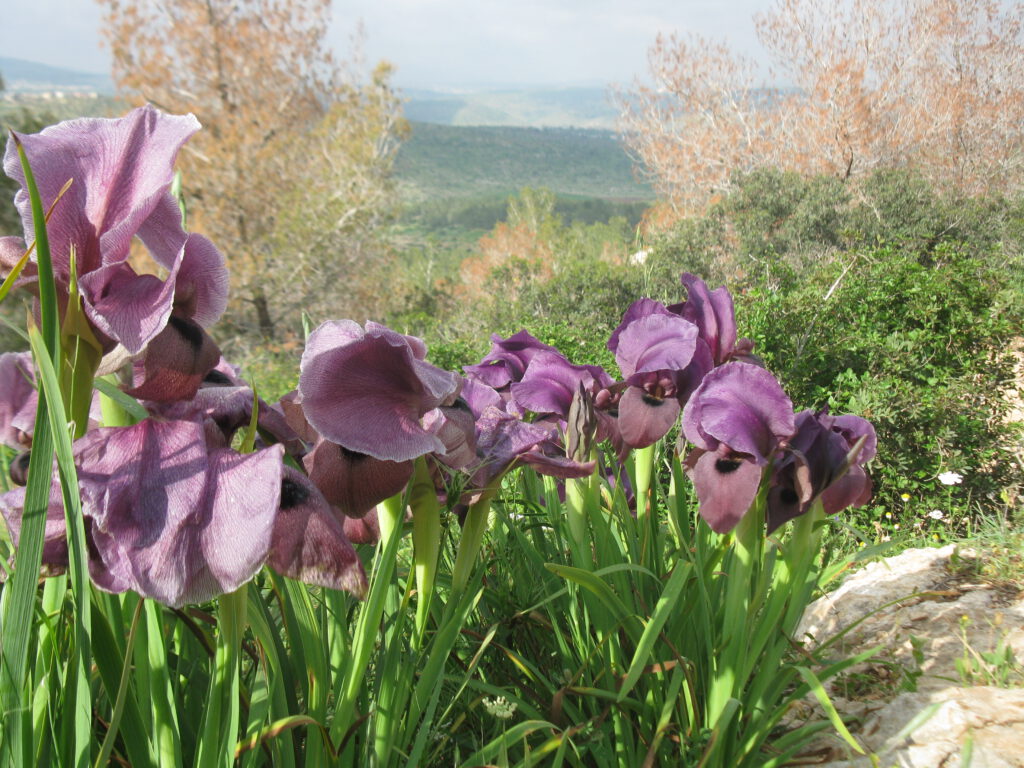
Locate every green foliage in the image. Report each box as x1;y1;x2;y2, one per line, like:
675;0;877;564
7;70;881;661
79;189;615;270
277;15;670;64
735;244;1022;534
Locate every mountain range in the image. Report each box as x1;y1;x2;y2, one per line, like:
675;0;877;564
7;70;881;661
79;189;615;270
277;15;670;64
1;57;617;128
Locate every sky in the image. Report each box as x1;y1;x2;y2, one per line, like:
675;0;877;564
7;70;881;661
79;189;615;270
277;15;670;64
3;0;774;90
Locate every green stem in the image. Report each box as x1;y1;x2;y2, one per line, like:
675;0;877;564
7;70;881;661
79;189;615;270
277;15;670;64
409;457;441;643
451;486;498;596
707;472;767;729
196;587;247;768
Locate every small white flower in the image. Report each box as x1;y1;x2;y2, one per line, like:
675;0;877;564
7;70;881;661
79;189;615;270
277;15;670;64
928;509;945;520
938;471;963;486
482;696;517;720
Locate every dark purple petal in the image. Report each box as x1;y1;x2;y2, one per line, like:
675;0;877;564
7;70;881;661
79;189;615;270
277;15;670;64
169;233;229;327
268;467;367;598
0;352;38;449
511;351;612;419
150;372;301;454
124;316;221;402
832;414;877;463
670;274;738;365
518;445;596;479
766;409;875;531
460;377;505;419
342;506;383;545
299;320;460;462
682;363;795;464
469;406;554;488
463;330;562;388
617;384;682;449
78;419;284;607
303;438;413;518
687;447;764;533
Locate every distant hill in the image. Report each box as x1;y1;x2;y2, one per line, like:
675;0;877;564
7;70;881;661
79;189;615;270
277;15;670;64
0;57;114;94
395;121;650;201
403;87;618;129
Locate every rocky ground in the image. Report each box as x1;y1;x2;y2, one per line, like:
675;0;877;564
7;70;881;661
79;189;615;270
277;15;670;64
794;545;1024;767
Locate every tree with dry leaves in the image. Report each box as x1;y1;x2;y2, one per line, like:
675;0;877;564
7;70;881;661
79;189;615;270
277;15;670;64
617;0;1024;221
97;0;406;339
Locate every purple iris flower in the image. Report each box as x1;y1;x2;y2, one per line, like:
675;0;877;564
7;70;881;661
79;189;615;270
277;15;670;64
463;330;561;389
0;418;366;605
0;106;228;400
681;362;797;533
766;409;876;533
609;300;713;448
297;320;470;518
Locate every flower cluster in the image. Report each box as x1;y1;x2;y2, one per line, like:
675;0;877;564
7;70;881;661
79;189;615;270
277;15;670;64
0;106;878;609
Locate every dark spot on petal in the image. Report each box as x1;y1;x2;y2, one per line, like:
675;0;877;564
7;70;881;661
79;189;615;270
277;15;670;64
715;458;743;474
280;477;310;510
203;369;233;386
10;451;30;486
780;488;799;505
169;315;204;353
450;396;472;414
340;445;368;462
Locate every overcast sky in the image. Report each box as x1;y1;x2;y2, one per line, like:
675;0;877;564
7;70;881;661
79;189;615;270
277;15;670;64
3;0;774;90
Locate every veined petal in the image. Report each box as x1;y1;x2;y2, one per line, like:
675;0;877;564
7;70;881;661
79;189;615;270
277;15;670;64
299;320;460;462
618;385;682;449
4;106;201;280
615;312;699;380
124;316;221;402
687;448;764;533
78;419;284;607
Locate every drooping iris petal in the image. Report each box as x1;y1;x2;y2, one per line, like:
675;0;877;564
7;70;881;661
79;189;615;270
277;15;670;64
342;506;383;545
463;330;561;389
669;273;738;365
303;438;413;519
268;467;367;598
78;262;178;355
682;362;795;464
124;315;221;402
78;419;284;608
299;320;461;462
617;384;682;449
0;351;38;449
469;405;555;489
686;447;765;533
518;443;596;479
510;351;612;419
